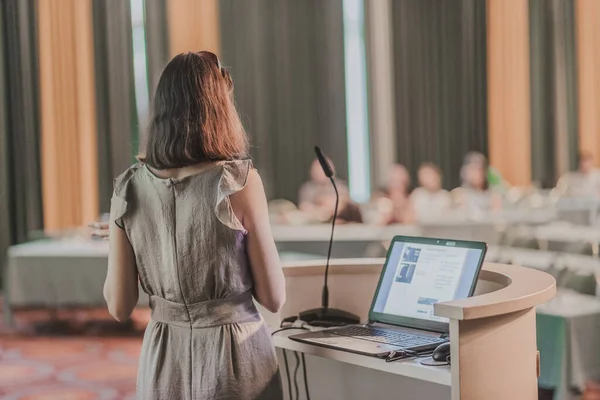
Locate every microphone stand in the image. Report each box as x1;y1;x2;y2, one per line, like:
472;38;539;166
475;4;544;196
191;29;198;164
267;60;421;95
297;152;360;327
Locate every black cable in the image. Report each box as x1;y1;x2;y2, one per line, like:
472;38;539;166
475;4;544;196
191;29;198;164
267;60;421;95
301;353;311;400
293;352;300;400
282;350;293;400
271;326;309;336
272;325;309;399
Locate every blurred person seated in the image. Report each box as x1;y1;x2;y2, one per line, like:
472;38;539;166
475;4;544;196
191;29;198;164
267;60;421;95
298;158;362;224
268;199;304;225
410;163;452;221
584;381;600;400
372;164;415;225
556;151;600;198
452;152;502;211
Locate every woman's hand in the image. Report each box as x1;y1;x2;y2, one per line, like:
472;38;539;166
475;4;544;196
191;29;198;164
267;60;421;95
89;221;110;240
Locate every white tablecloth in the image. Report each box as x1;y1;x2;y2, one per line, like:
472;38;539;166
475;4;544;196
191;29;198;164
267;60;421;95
537;290;600;399
3;239;147;326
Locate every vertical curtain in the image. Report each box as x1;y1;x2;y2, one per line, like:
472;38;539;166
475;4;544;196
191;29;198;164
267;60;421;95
365;0;397;189
92;0;137;213
219;0;348;202
144;0;170;97
487;0;532;187
38;0;99;230
529;0;578;187
0;0;44;275
391;0;488;190
0;2;11;275
576;0;600;161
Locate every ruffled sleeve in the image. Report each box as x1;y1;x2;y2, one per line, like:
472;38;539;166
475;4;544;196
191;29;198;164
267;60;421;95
110;164;141;229
215;159;253;232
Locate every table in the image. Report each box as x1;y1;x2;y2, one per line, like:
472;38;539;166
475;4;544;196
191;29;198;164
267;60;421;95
3;239;141;326
537;290;600;400
554;198;600;226
273;209;557;258
534;224;600;256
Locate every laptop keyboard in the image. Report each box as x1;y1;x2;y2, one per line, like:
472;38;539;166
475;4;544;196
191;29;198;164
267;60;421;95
329;326;446;349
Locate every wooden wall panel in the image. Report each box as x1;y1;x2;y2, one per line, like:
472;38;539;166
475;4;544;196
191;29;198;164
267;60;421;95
38;0;99;231
576;0;600;161
487;0;532;186
167;0;220;57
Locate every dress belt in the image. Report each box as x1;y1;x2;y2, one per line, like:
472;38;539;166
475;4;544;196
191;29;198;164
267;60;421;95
149;291;260;328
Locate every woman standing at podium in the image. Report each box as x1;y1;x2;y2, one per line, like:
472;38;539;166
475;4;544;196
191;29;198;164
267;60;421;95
101;51;285;399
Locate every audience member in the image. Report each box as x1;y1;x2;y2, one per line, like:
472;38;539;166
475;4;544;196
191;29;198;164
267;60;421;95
584;381;600;400
453;152;502;211
410;163;452;221
556;151;600;198
298;158;361;223
372;164;415;224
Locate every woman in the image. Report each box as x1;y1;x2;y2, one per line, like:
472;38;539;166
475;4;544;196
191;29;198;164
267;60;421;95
453;152;502;211
410;163;452;221
556;151;600;198
102;52;285;399
372;164;415;224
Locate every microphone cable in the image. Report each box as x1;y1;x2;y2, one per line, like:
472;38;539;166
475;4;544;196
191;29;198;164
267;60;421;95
272;321;309;400
293;352;301;399
282;350;292;400
301;353;311;400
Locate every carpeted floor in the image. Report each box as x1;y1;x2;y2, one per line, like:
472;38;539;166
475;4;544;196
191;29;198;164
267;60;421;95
0;336;140;400
0;302;145;400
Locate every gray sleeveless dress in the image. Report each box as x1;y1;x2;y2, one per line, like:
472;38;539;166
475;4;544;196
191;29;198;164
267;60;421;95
110;160;283;400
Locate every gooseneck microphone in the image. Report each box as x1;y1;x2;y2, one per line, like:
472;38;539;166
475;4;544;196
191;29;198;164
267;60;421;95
296;147;360;327
315;146;334;178
314;146;336;309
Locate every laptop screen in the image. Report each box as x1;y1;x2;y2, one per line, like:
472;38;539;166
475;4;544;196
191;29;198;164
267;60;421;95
370;237;486;331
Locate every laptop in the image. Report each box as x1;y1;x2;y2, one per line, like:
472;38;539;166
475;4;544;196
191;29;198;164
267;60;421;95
289;236;487;358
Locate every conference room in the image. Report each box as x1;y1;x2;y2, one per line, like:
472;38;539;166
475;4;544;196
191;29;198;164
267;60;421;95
1;0;600;399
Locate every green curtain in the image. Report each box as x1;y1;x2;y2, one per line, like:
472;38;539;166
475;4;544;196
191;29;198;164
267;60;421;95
529;0;578;187
144;0;169;99
219;0;348;202
390;0;488;190
0;0;44;283
92;0;137;213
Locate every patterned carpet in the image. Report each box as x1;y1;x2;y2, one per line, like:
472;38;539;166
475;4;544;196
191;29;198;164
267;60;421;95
0;304;146;400
0;337;140;400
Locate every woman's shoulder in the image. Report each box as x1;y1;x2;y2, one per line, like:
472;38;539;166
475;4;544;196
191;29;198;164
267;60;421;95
219;159;254;195
113;163;144;195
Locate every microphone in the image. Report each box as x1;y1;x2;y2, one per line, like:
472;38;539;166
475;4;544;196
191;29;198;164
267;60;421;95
315;146;334;178
296;147;360;327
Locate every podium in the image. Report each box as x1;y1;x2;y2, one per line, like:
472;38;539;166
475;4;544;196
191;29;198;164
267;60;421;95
265;259;556;400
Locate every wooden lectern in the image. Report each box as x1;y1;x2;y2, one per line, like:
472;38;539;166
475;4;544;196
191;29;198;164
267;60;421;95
266;259;555;400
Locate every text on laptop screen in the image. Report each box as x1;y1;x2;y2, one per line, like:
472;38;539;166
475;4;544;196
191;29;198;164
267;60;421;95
372;241;483;323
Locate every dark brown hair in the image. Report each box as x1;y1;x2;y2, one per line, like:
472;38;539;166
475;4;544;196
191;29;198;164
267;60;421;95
139;51;248;169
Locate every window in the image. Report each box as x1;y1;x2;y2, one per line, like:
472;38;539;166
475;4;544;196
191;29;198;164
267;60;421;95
343;0;371;202
130;0;150;152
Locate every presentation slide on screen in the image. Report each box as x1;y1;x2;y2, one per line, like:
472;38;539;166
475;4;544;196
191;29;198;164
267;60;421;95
382;244;468;322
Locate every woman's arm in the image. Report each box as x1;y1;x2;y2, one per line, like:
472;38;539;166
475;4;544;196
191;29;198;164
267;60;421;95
231;170;286;313
104;220;139;322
